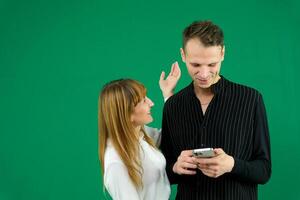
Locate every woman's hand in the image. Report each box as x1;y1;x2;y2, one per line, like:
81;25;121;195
159;61;181;99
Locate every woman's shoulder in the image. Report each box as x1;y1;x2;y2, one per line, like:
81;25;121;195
144;125;161;147
104;140;124;170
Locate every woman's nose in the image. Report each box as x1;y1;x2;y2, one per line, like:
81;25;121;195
146;97;154;107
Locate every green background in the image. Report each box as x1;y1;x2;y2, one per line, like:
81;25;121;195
0;0;299;199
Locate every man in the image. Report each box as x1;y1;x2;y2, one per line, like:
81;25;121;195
160;20;271;200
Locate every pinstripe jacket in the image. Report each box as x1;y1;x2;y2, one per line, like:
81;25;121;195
160;76;271;200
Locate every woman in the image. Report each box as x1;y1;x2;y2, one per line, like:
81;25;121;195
98;63;180;200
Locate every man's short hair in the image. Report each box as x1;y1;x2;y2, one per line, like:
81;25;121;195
182;20;224;49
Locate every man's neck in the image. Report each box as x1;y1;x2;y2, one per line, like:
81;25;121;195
194;85;213;97
193;75;221;98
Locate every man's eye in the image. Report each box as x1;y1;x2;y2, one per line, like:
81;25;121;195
192;64;200;67
208;64;216;67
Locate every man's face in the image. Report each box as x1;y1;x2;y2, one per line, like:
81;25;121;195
181;38;225;89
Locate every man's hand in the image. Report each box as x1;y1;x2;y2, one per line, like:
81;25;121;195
193;148;235;178
173;150;197;175
159;61;181;99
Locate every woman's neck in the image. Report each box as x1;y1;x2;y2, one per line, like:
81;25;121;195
134;125;143;137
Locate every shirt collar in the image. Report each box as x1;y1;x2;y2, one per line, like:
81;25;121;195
187;75;228;95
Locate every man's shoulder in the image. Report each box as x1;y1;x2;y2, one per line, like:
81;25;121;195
165;83;192;106
226;79;262;99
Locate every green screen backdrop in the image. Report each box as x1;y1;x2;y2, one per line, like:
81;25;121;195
1;0;299;199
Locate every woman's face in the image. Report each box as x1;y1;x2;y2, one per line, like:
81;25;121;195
131;96;154;127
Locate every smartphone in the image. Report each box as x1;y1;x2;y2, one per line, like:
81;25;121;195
192;148;215;158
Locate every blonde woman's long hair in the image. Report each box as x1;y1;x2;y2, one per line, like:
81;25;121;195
98;79;156;188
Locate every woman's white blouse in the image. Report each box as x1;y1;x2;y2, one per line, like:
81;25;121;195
103;127;170;200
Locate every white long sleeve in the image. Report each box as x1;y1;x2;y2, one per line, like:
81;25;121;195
103;139;170;200
144;126;161;147
104;162;140;200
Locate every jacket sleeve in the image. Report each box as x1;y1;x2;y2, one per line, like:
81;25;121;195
160;103;181;184
231;94;272;184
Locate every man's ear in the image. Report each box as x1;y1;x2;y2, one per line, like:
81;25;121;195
221;45;225;61
180;48;186;63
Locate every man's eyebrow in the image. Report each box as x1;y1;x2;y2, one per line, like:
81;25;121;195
190;62;200;64
190;62;218;65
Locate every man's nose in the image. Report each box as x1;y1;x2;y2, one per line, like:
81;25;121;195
197;67;210;78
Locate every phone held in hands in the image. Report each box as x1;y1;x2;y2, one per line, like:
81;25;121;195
192;148;215;158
